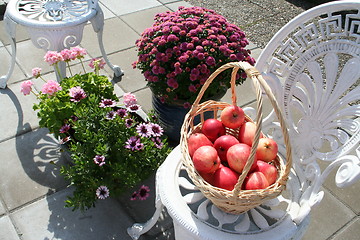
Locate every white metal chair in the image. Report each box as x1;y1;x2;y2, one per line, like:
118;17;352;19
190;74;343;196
128;1;360;239
0;0;124;88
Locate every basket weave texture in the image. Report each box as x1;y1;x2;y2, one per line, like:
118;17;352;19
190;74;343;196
180;61;292;214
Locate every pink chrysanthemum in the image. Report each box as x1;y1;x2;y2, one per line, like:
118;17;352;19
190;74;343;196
96;185;110;199
20;80;34;95
41;80;62;95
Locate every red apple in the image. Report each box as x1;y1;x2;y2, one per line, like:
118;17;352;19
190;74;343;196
227;143;257;174
220;105;245;129
213;166;240;191
192;146;221;173
244;172;269;190
256;138;278;162
188;133;213;157
238;121;263;146
199;171;215;185
255;160;278;185
201;119;226;142
213;135;239;162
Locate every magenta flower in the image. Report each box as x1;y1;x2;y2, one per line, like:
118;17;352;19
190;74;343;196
151;137;164;149
125;136;144;151
133;6;255;106
41;80;62;95
69;86;86;102
116;108;128;118
59;124;70;133
93;155;106;166
20;80;34;95
105;111;116;120
125;118;134;128
127;104;141;113
138;185;150;200
123;92;137;107
44;51;63;65
32;68;42;78
148;123;164;137
136;123;152;137
96;186;110;199
99;99;117;108
130;191;138;201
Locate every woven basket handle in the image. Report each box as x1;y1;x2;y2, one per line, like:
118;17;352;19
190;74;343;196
189;61;292;198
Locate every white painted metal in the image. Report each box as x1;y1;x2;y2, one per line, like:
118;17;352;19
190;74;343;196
0;0;123;88
128;1;360;239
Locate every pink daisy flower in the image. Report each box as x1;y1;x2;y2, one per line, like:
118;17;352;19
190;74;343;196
96;186;110;199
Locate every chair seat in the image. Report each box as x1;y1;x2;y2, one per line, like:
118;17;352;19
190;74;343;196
5;0;97;27
156;146;309;240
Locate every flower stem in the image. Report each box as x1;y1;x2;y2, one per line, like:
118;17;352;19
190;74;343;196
67;62;73;77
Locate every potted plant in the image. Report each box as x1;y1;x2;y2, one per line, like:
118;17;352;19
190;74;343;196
133;6;256;143
20;47;172;211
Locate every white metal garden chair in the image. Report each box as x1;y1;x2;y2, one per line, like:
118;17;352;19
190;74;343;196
127;1;360;239
0;0;124;88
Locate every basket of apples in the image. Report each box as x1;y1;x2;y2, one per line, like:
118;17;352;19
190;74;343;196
180;61;292;214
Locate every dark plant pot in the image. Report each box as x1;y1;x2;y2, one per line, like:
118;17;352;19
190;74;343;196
152;91;226;146
152;96;211;146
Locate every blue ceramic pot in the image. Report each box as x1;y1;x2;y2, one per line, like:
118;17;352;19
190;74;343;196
152;95;223;145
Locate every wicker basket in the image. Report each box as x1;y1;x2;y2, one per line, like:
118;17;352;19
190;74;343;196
180;61;292;214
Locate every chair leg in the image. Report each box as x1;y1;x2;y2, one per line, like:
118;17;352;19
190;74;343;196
0;15;17;89
90;6;124;78
127;200;164;240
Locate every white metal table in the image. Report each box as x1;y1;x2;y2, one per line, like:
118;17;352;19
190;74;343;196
0;0;123;88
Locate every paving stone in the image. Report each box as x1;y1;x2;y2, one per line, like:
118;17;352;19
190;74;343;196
80;17;139;59
0;46;27;85
0;128;68;210
0;81;40;141
165;0;194;11
331;217;360;240
100;0;161;16
120;5;169;35
302;187;356;240
0;200;6;216
11;188;134;240
0;216;20;240
108;47;148;93
0;21;30;46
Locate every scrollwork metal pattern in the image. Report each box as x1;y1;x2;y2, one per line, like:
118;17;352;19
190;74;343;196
17;0;90;22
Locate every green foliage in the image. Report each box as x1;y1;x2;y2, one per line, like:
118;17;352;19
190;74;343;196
34;72;172;211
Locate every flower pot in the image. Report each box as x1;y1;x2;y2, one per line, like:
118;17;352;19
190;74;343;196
152;91;226;145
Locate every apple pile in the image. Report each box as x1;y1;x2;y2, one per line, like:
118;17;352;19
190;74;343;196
188;105;279;191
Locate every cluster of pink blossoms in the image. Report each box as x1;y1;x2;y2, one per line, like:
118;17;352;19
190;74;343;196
133;6;255;107
44;47;87;65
